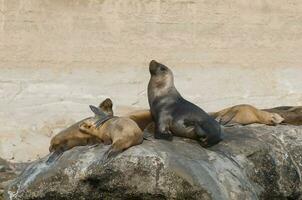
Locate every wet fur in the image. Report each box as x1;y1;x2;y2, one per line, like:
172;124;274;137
210;104;284;126
147;60;223;147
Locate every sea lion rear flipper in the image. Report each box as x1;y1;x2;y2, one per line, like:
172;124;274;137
89;105;106;117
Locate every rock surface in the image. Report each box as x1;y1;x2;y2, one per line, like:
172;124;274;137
4;125;302;200
0;158;29;200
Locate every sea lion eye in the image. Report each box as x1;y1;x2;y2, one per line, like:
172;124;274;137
160;66;166;71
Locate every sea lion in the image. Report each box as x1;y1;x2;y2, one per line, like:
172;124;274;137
125;109;153;131
210;104;284;126
48;121;100;153
49;98;113;153
262;106;302;125
79;99;143;158
147;60;223;147
47;120;101;163
47;99;114;163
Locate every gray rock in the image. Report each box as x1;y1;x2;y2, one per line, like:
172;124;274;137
4;125;302;200
0;158;29;200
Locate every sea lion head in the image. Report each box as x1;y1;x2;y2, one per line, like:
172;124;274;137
49;137;62;153
270;113;284;125
99;98;114;116
148;60;176;101
79;98;114;135
149;60;173;78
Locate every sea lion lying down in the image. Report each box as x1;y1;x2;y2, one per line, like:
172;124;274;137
210;104;284;126
48;98;115;154
79;98;143;158
262;106;302;125
47;119;100;163
48;98;147;162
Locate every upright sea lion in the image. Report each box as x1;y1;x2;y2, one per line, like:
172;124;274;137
79;99;143;158
147;60;223;147
262;106;302;125
210;104;284;126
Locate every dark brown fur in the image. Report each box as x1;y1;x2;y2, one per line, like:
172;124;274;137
262;106;302;125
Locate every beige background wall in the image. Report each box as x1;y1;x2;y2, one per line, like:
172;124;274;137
0;0;302;162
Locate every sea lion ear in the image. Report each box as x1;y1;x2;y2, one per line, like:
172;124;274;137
99;98;114;116
99;98;113;109
89;105;104;116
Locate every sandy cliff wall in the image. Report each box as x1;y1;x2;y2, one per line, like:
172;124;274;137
0;0;302;162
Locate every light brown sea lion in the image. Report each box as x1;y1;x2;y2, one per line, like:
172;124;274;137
262;106;302;125
210;104;284;126
48;99;114;153
79;99;143;158
125;109;153;131
48;120;100;153
46;99;115;163
47;119;100;163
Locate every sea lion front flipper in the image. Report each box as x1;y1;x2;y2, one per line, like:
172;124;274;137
194;124;207;138
219;111;238;126
143;131;153;140
102;146;122;163
46;150;63;164
154;117;173;141
154;130;173;141
223;122;241;127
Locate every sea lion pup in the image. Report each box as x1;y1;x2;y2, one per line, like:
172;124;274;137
262;106;302;125
147;60;223;147
49;122;100;153
210;104;284;126
47;120;100;163
79;99;143;158
46;99;114;163
49;99;113;153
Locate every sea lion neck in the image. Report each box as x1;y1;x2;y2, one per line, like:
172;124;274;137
148;72;181;106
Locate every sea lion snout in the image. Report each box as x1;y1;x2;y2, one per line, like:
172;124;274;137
149;60;169;76
149;60;159;75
